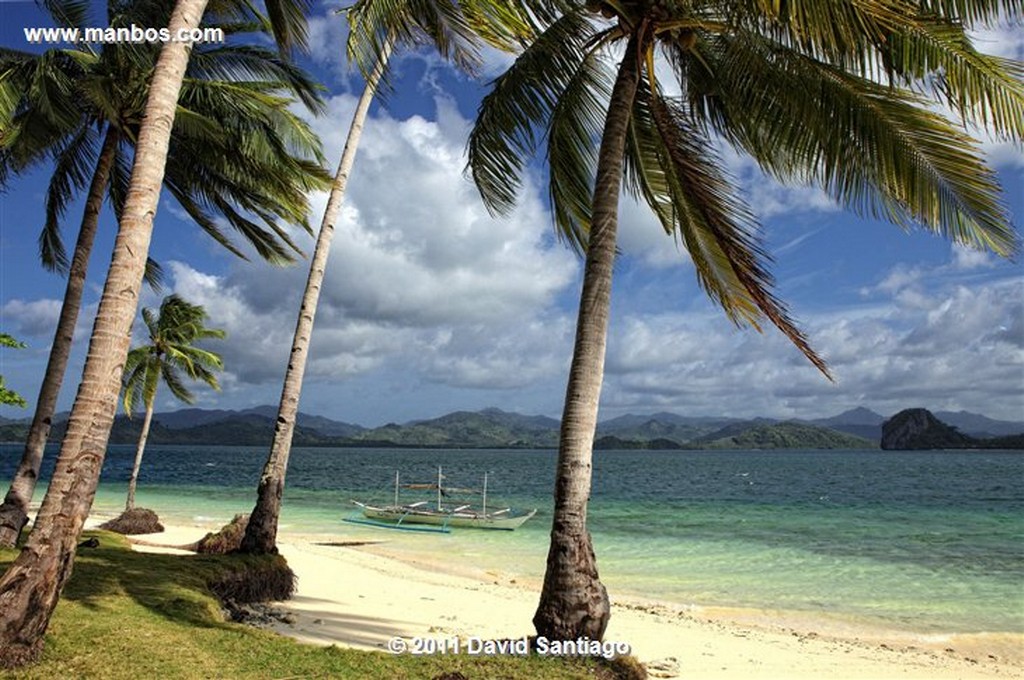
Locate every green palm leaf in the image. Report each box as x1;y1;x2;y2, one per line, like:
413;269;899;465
469;10;605;216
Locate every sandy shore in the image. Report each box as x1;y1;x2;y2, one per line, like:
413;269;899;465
121;523;1022;680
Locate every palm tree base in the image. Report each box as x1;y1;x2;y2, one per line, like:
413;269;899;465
98;507;164;535
0;639;42;670
532;527;611;641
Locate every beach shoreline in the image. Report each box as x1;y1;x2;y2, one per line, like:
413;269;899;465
111;520;1023;680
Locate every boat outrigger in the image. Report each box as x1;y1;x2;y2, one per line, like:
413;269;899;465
346;468;537;533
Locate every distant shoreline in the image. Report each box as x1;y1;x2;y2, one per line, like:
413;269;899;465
4;405;1021;450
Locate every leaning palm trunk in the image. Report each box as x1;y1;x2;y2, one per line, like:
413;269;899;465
0;128;120;549
240;42;392;555
0;0;207;666
533;36;642;642
125;402;155;511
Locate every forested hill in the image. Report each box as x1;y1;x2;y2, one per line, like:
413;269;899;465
1;406;1020;450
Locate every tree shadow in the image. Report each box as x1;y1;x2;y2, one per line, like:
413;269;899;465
57;531;231;628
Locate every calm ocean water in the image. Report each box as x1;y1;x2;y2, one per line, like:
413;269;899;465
3;443;1022;634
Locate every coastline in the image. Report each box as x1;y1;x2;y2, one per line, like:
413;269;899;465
116;520;1023;680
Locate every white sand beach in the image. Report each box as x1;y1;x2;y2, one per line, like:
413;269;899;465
121;522;1023;680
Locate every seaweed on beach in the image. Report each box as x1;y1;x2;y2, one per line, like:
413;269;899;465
189;514;249;554
98;508;164;535
207;554;296;603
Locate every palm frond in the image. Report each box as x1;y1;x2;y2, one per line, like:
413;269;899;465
468;10;604;216
916;0;1020;26
121;347;152;415
881;19;1024;139
691;33;1018;257
124;294;225;412
643;89;830;376
106;140;131;221
547;49;614;253
40;0;93;31
187;44;326;114
144;257;164;292
40;124;98;273
263;0;314;54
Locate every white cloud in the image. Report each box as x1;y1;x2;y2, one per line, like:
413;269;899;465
1;299;62;338
0;298;96;345
950;244;999;271
305;5;352;85
597;258;1024;422
159;94;578;403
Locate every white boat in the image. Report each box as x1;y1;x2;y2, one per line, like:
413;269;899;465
346;468;537;532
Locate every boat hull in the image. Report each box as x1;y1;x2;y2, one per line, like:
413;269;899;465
354;503;536;531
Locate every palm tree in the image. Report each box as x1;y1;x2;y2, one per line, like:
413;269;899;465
0;0;329;549
121;295;225;512
469;0;1022;640
0;0;319;665
239;0;533;554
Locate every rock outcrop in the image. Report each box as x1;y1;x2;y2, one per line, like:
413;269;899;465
880;408;975;450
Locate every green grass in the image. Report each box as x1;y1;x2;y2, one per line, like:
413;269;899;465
0;531;629;679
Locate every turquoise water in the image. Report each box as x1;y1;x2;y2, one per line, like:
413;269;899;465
4;444;1022;634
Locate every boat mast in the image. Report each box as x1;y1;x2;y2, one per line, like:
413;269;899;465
437;466;442;511
394;470;399;507
482;472;488;515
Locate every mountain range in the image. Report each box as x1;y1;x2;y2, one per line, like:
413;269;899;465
1;406;1021;450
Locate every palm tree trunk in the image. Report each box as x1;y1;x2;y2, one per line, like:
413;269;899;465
0;0;206;667
125;402;155;512
0;127;120;549
532;35;642;642
240;43;392;555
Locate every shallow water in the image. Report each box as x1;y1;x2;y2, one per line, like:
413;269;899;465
4;444;1022;634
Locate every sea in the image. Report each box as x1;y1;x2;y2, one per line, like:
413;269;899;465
2;443;1022;636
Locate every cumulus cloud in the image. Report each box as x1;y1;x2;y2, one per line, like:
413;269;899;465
598;253;1024;422
0;297;99;344
1;299;62;338
158;93;578;409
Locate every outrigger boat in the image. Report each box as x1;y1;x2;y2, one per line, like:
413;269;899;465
346;468;537;533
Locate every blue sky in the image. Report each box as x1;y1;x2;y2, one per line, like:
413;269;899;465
1;1;1022;426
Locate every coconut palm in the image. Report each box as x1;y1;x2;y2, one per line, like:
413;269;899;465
469;0;1022;640
0;0;329;549
0;0;320;665
120;295;225;512
239;0;533;554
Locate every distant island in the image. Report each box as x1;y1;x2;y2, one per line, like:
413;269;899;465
2;405;1021;450
881;408;1024;450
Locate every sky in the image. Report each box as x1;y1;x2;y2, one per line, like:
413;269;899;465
1;2;1022;427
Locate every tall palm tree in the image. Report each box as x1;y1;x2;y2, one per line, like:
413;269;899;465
0;0;319;665
239;0;533;554
0;0;329;549
121;295;225;511
469;0;1022;640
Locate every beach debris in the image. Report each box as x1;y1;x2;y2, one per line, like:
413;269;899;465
98;507;164;535
646;657;679;678
206;554;297;603
221;599;296;628
188;514;249;554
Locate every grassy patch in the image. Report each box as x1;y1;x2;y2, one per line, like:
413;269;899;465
0;532;627;679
